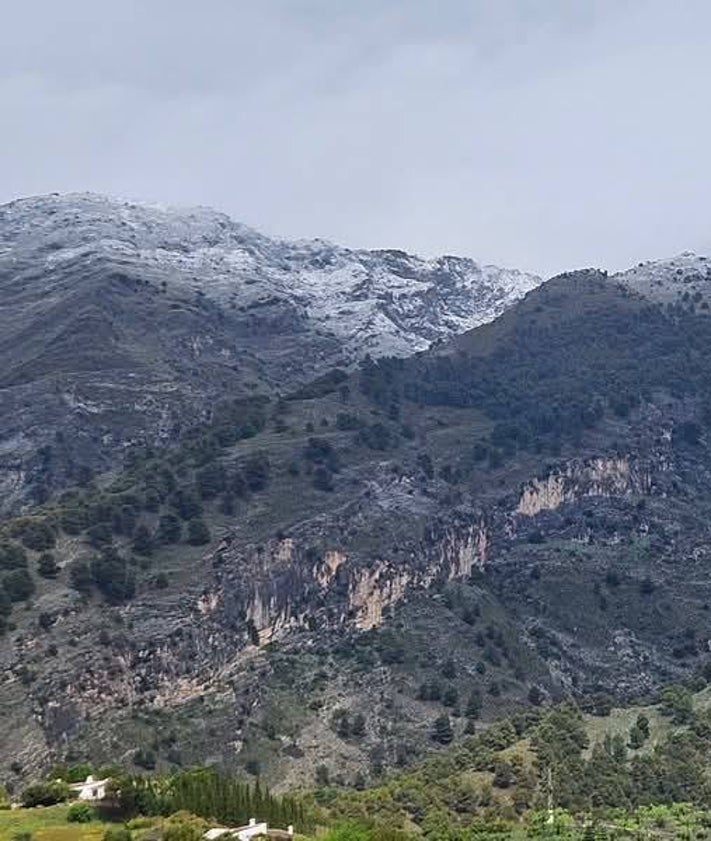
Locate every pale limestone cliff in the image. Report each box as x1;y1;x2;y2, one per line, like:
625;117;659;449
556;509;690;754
516;456;652;517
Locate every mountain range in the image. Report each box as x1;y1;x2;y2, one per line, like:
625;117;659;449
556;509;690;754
1;193;711;791
0;193;540;514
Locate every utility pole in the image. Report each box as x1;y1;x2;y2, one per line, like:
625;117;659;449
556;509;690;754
546;766;554;826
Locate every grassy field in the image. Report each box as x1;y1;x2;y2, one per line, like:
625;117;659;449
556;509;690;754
0;804;112;841
583;685;711;759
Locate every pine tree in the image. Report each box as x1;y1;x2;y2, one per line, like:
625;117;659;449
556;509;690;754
432;714;454;745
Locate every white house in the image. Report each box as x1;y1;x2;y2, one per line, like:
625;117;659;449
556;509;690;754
204;818;294;841
68;775;109;801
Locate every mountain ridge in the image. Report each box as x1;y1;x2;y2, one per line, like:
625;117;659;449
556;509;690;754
0;191;541;512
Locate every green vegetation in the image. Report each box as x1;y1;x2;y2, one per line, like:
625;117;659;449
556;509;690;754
108;769;304;828
359;276;711;460
309;686;711;838
10;686;711;840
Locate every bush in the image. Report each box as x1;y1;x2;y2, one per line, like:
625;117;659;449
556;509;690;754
131;525;153;556
133;748;157;770
67;801;95;823
335;413;363;431
528;685;544;706
60;508;88;535
357;422;396;451
432;714;454;745
163;824;203;841
195;463;226;500
21;780;70;807
443;686;459;708
162;812;206;841
20;521;55;551
37;552;59;578
303;437;340;472
2;569;35;602
660;685;694;724
466;690;482;719
91;548;136;603
170;489;203;521
0;543;28;571
157;514;182;544
0;588;11;618
69;561;93;594
87;523;113;547
104;828;132;841
186;519;210;546
312;466;334;492
243;453;270;491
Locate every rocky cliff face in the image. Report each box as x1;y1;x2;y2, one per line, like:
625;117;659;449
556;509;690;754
515;456;655;517
14;442;677;762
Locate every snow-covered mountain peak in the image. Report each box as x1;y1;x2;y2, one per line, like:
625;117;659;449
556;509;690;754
0;192;542;361
614;251;711;308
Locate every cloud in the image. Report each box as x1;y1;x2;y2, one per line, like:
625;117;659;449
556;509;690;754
1;0;711;276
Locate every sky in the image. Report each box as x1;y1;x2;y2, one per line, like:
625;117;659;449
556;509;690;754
1;0;710;277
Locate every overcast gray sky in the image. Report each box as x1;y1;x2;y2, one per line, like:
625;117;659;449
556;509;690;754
1;0;710;276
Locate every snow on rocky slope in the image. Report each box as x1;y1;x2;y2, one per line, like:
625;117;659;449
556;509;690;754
614;252;711;308
0;192;542;361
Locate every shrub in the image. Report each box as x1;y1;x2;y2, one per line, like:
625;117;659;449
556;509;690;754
20;521;56;551
528;685;544;706
218;493;236;516
113;505;138;537
0;588;11;618
133;748;157;770
21;780;70;807
441;657;457;679
157;513;182;544
67;801;95;823
312;466;334;492
163;824;203;841
37;552;59;578
432;714;454;745
2;569;35;602
443;686;459;708
195;463;226;500
243;453;270;491
162;812;206;841
315;764;330;786
60;507;88;535
0;543;28;571
69;561;93;594
143;487;162;512
131;525;153;556
335;413;363;431
104;828;132;841
466;690;482;719
87;523;113;547
660;685;694;724
186;519;210;546
91;548;136;603
170;489;203;521
357;422;396;451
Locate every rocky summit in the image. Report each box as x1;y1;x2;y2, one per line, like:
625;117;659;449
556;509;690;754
2;193;711;792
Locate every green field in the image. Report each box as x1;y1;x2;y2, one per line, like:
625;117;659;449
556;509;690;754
0;804;111;841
